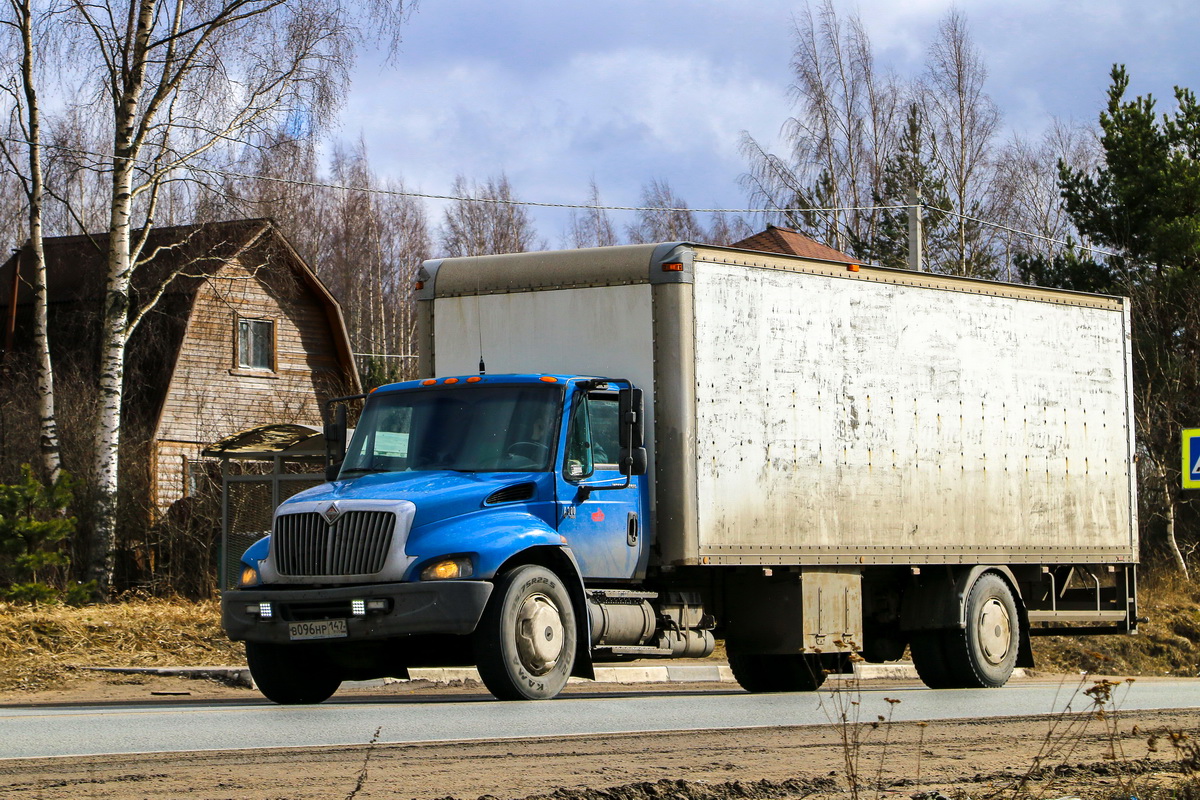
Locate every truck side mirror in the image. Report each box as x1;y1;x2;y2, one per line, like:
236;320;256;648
324;403;347;481
622;447;648;477
618;387;647;477
618;388;644;449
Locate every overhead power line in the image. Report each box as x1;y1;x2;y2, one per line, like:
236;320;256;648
1;134;1121;260
934;207;1121;260
2;134;903;214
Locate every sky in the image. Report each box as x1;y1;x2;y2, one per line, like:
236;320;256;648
340;0;1200;247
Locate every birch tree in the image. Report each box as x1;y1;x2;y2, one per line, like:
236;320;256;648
921;8;1001;277
994;119;1097;263
52;0;412;596
703;210;753;246
0;0;62;484
204;128;329;264
625;179;707;243
566;179;618;248
438;174;542;257
324;140;428;384
740;0;901;254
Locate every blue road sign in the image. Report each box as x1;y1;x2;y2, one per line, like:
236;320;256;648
1184;429;1200;489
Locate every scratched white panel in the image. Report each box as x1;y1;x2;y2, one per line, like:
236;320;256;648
692;261;1133;556
433;283;657;448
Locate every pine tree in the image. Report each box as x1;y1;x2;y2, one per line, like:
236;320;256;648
1019;65;1200;577
866;104;953;269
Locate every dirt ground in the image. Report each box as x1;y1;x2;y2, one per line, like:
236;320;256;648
3;589;1199;800
3;674;1200;800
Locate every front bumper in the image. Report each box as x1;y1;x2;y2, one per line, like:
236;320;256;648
222;580;494;644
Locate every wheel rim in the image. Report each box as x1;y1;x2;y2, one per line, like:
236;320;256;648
977;597;1012;665
515;592;564;675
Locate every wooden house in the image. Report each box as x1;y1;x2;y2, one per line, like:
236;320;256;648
0;218;359;516
730;225;865;266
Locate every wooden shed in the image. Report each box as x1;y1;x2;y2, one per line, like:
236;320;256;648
0;218;360;516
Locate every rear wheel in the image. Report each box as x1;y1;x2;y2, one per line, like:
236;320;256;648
911;573;1020;689
728;652;828;693
951;573;1019;687
246;642;341;704
474;565;577;700
909;631;954;689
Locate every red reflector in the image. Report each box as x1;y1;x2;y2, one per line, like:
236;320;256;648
415;280;425;290
662;261;684;272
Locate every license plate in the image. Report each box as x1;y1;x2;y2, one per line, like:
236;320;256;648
288;619;348;641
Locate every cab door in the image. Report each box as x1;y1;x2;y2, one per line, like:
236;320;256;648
555;388;644;580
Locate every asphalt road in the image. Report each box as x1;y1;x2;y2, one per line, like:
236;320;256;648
5;679;1200;761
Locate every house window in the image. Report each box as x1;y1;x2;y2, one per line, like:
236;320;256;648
238;318;274;370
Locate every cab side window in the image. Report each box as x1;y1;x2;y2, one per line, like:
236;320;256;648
588;395;619;468
564;394;593;480
563;392;620;481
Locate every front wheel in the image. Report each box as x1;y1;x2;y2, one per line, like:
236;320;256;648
473;565;577;700
246;641;341;704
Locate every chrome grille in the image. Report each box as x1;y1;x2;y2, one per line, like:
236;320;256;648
274;511;396;576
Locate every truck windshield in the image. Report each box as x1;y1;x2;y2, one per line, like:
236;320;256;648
339;384;562;475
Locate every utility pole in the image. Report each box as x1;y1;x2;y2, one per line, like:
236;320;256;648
907;187;924;272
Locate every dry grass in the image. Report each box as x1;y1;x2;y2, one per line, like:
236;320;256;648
0;569;1197;695
1032;569;1200;678
0;597;244;691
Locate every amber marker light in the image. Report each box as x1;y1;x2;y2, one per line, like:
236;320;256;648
444;377;459;384
467;376;483;383
539;376;558;383
421;558;474;581
422;379;437;385
847;263;861;272
662;261;684;272
414;280;424;290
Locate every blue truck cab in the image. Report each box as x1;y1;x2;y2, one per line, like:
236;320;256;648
221;373;706;703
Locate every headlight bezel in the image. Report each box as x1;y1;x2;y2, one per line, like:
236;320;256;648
238;564;262;588
419;556;474;581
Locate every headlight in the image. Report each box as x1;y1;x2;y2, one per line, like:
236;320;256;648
421;557;473;581
238;565;261;587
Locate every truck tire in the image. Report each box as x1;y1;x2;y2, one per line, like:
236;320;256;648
911;573;1020;689
245;641;341;704
474;564;577;700
952;572;1020;687
728;653;827;693
909;631;955;689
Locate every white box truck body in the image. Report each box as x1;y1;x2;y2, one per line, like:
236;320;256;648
420;243;1136;567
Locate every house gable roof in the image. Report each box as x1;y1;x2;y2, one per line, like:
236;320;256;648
1;218;360;423
729;225;864;266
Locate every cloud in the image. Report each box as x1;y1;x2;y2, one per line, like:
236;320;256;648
339;0;1200;244
347;40;784;231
